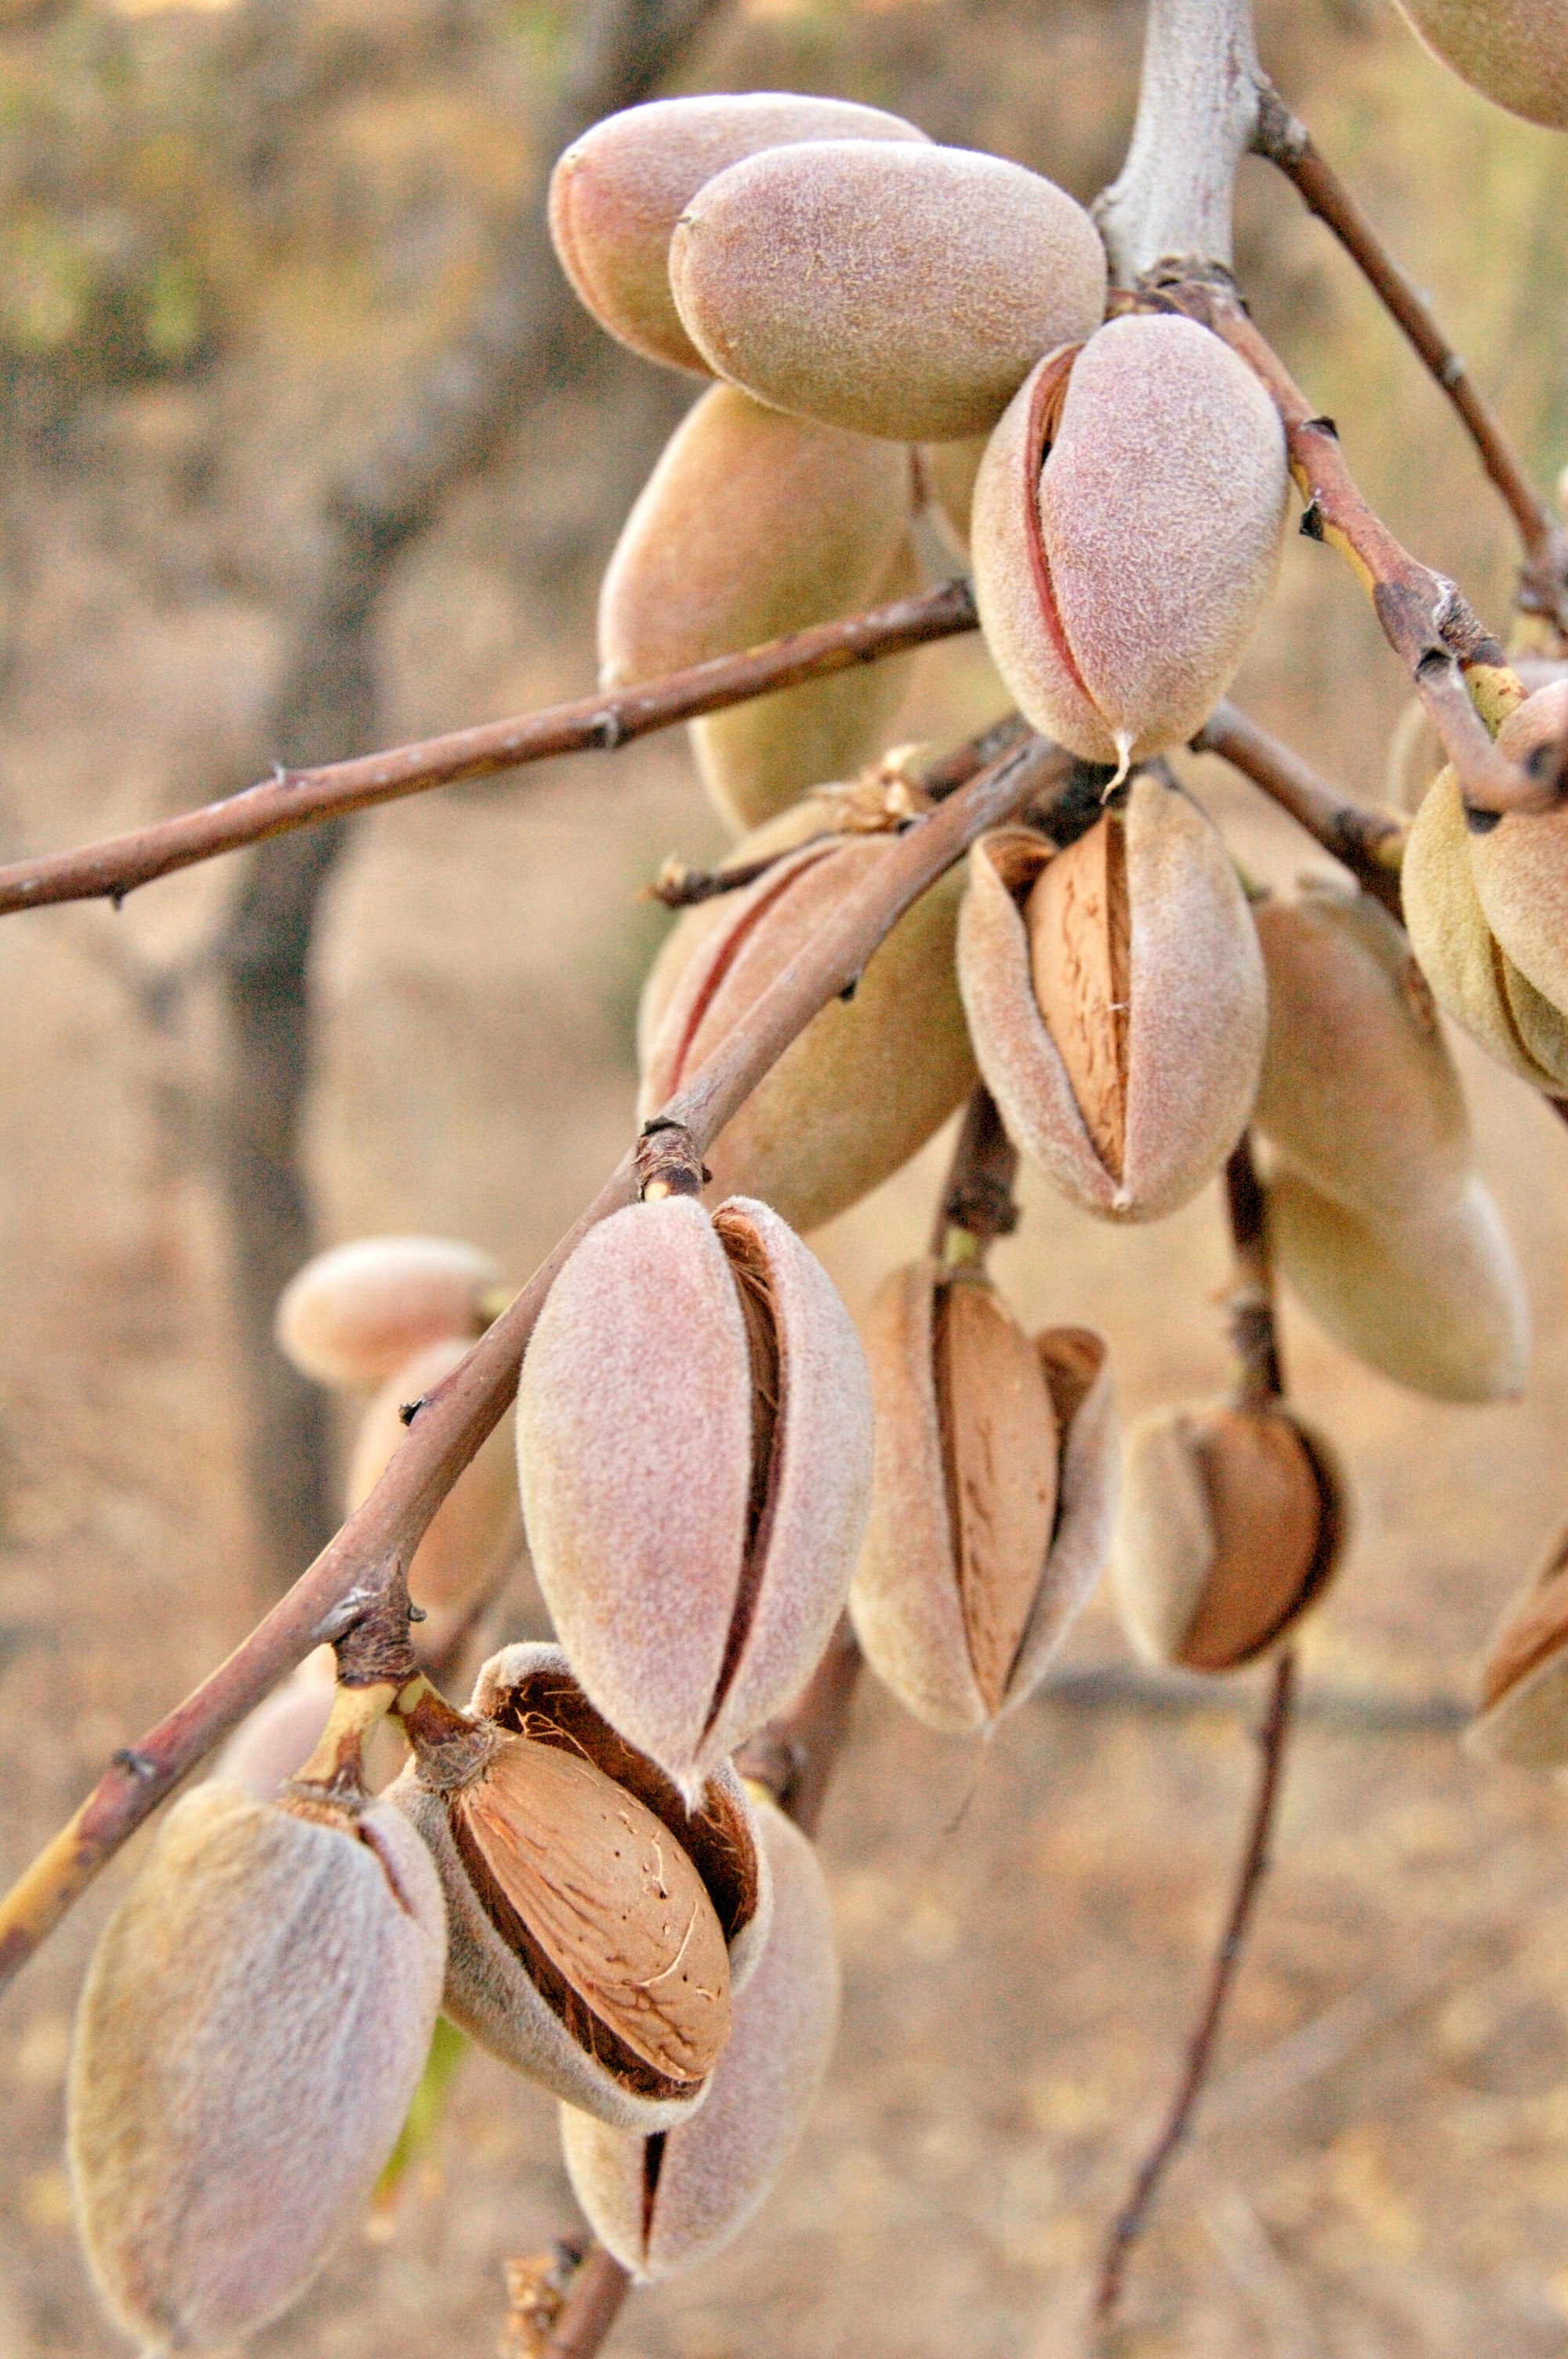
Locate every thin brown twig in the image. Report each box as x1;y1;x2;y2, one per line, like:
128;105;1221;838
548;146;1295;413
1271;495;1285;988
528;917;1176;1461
1132;280;1544;814
1251;85;1568;635
1094;1651;1298;2334
1094;1132;1294;2333
0;730;1072;1994
930;1084;1020;1259
0;579;978;919
1193;700;1407;919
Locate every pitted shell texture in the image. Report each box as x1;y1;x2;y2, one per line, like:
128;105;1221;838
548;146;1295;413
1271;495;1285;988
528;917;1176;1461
670;140;1108;444
1112;1402;1347;1671
391;1645;771;2132
1252;881;1470;1221
274;1234;500;1390
971;316;1287;765
639;828;977;1234
548;94;928;373
956;780;1267;1222
850;1261;1116;1733
1392;0;1568;127
1267;1168;1530;1404
1469;1521;1568;1766
561;1797;840;2280
69;1783;445;2354
517;1198;872;1793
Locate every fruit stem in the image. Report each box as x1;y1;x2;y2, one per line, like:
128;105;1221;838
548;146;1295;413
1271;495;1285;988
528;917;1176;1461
1222;1131;1284;1412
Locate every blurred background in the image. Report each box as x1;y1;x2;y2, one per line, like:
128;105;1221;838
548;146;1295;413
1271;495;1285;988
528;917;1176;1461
3;0;1568;2351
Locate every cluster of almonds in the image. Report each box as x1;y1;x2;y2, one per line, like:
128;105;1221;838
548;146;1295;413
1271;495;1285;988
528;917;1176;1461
60;76;1568;2359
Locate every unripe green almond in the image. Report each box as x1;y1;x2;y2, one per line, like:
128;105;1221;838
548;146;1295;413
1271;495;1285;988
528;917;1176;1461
599;383;914;835
274;1234;502;1390
956;780;1267;1221
516;1197;872;1793
1112;1402;1346;1672
1403;765;1568;1089
347;1337;521;1655
670;140;1108;442
561;1798;839;2281
1253;882;1470;1222
392;1645;771;2131
548;95;928;373
1268;1168;1530;1402
1469;1523;1568;1767
1392;0;1568;127
640;830;976;1234
850;1263;1116;1733
691;533;922;833
69;1783;445;2354
1467;681;1568;1012
972;318;1287;766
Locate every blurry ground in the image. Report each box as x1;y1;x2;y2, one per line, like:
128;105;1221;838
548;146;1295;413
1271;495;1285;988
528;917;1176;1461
5;2;1568;2356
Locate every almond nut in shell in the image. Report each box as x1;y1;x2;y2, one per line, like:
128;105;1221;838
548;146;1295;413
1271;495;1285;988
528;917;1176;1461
956;780;1266;1220
391;1645;771;2131
850;1263;1116;1732
560;1797;839;2280
1112;1402;1346;1671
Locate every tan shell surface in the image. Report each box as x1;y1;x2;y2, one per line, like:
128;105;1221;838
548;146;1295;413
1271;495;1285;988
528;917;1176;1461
1253;882;1470;1220
347;1336;521;1642
393;1645;771;2132
273;1234;499;1390
561;1800;840;2281
548;94;927;373
670;140;1107;442
1392;0;1568;127
851;1267;1113;1734
690;533;923;834
1269;1168;1530;1403
1111;1406;1219;1665
598;384;912;695
453;1734;731;2087
1025;815;1130;1180
956;781;1266;1221
68;1785;445;2354
1469;682;1568;1013
1403;768;1568;1089
639;837;977;1237
973;320;1287;765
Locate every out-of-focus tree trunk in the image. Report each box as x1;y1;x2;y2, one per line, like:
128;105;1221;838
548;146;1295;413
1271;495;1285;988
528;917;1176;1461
215;0;729;1584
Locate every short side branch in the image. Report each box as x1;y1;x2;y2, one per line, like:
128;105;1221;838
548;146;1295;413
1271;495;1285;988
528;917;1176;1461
1094;0;1264;285
0;580;978;919
1193;700;1407;918
1252;85;1568;633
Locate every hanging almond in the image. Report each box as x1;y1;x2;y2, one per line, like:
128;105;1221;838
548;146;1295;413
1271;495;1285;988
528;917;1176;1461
1469;1520;1568;1766
971;315;1287;769
561;1797;840;2280
639;817;976;1237
850;1259;1116;1733
393;1645;771;2132
515;1195;873;1794
956;778;1266;1220
69;1782;445;2354
274;1234;503;1390
1112;1401;1347;1671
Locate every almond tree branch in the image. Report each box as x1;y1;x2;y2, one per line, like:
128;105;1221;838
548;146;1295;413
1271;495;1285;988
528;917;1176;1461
0;580;977;919
1192;699;1408;917
1250;84;1568;634
1093;0;1264;284
0;729;1073;1995
1145;279;1545;815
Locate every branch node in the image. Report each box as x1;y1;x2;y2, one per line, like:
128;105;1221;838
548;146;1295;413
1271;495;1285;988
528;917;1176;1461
110;1748;156;1782
636;1118;708;1200
588;711;624;752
